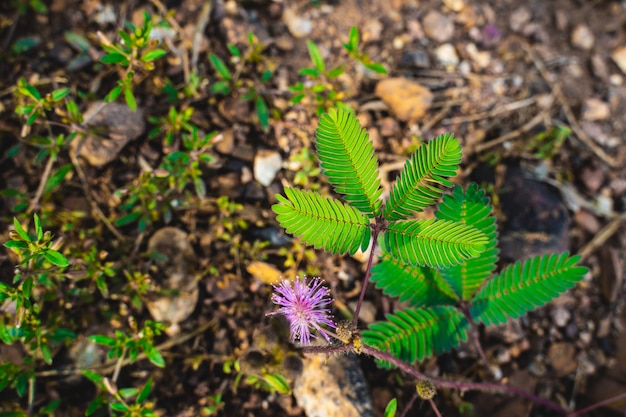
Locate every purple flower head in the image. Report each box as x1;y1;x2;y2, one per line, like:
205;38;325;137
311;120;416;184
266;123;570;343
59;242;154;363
267;276;336;345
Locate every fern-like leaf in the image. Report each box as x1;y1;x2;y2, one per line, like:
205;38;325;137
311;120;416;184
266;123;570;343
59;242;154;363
362;306;469;365
381;219;488;268
272;187;371;255
316;108;383;218
470;252;588;326
435;184;499;300
383;134;462;221
370;257;458;308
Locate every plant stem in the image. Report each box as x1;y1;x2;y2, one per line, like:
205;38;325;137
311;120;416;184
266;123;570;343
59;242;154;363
112;346;127;383
567;391;626;417
428;398;443;417
463;308;492;376
302;343;569;415
27;375;35;417
352;229;379;330
362;345;569;415
398;391;418;417
28;153;54;212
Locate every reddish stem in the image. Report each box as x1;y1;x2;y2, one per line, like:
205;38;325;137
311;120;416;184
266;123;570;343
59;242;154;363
351;227;380;330
302;343;569;415
567;391;626;417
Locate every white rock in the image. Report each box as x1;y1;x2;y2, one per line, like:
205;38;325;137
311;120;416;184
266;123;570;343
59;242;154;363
254;150;282;186
443;0;465;12
422;11;455;43
509;7;531;33
294;354;374;417
582;98;610;121
465;43;491;69
571;24;595;50
283;7;312;38
611;46;626;74
551;306;571;327
435;43;459;67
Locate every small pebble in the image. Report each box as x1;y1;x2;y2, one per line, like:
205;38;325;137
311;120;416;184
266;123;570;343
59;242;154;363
254;150;282;186
591;54;609;79
422;10;455;43
443;0;465;12
571;24;595;50
493;346;511;364
582;98;611;121
510;7;531;33
574;209;601;234
400;49;431;69
551;306;571;327
611;46;626;74
490;365;503;380
283;7;312;38
435;43;459;67
465;43;491;69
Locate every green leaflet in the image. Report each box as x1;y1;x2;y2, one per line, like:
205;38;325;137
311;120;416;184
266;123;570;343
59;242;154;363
435;184;499;300
383;134;461;221
362;306;469;366
381;218;488;268
470;252;588;326
370;257;458;308
272;187;371;255
316;108;382;218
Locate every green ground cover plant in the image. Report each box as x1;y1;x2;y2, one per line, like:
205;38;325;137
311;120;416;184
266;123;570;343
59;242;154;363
270;108;600;416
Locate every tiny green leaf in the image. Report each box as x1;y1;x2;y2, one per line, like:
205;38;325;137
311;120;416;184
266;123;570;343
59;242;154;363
105;86;123;103
4;240;29;250
64;31;90;52
141;48;167;62
298;67;320;78
227;44;241;57
209;54;231;81
306;40;325;73
137;378;153;403
101;52;128;65
51;88;70;101
13;217;30;242
111;402;129;411
255;96;269;131
327;66;345;78
40;342;52;364
124;87;137;111
383;398;397;417
22;276;33;297
363;61;387;74
263;373;290;394
44;163;73;194
210;80;231;95
144;344;165;368
43;250;69;267
88;334;117;347
34;214;43;240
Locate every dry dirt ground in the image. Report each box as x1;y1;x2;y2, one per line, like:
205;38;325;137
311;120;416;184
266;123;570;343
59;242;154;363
1;0;626;416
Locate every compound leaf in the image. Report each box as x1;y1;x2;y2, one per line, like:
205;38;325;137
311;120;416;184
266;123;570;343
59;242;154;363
381;218;488;269
470;252;588;325
370;256;458;308
272;187;371;255
383;134;461;221
316;108;382;218
435;184;499;300
362;306;468;366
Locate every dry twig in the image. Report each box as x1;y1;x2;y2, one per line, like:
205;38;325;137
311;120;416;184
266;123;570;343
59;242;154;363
523;43;625;168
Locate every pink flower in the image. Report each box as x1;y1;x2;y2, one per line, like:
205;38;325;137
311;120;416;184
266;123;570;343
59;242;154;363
267;277;336;345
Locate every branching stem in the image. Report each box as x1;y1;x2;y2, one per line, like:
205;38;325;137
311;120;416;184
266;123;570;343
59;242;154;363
302;343;570;415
